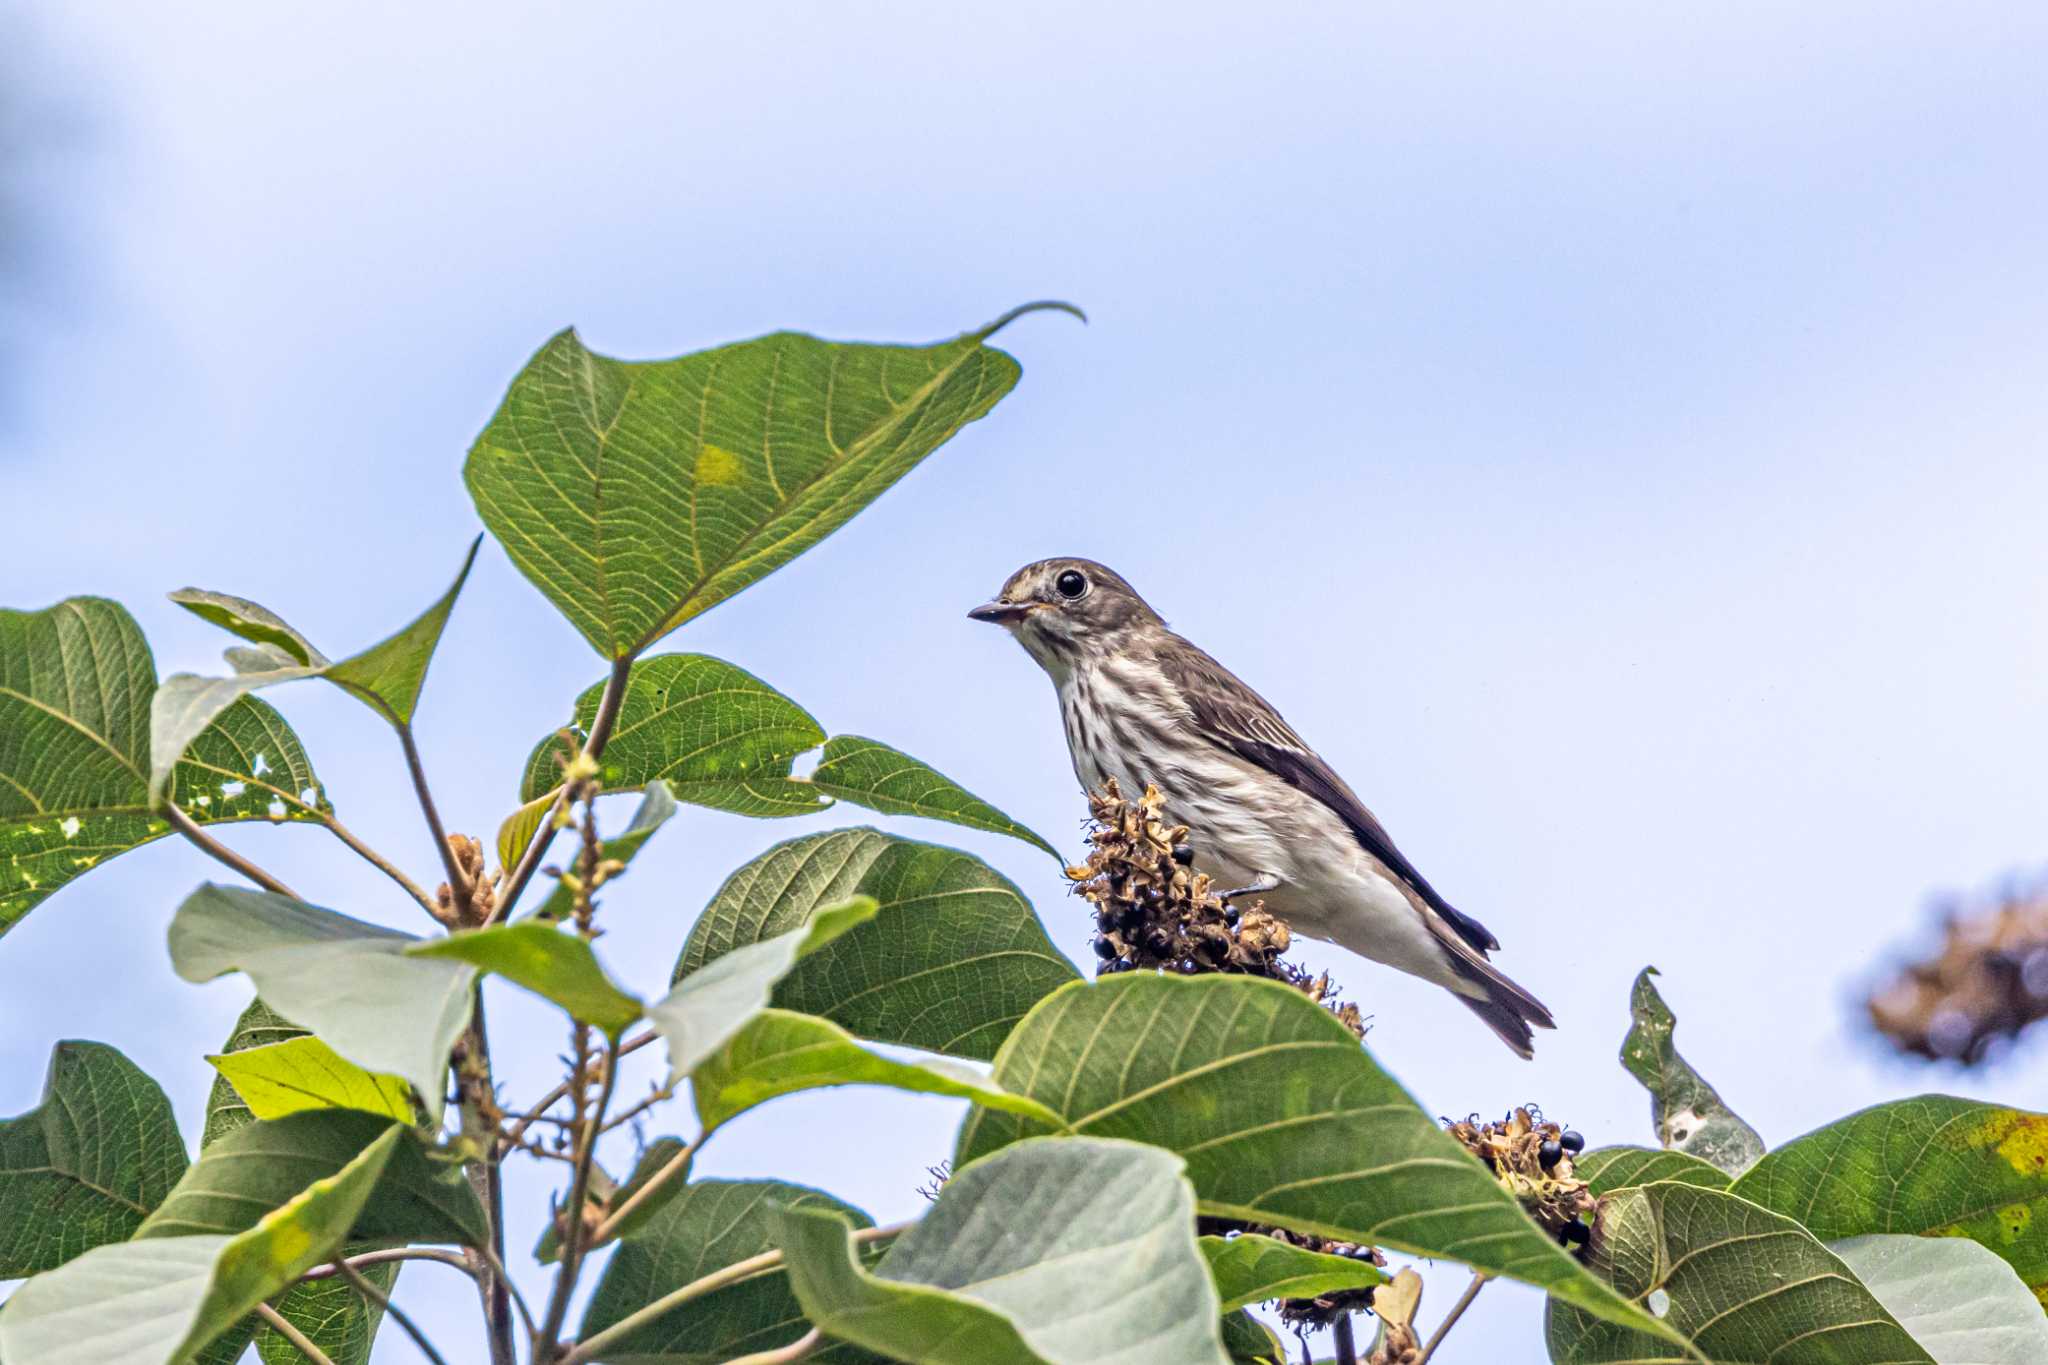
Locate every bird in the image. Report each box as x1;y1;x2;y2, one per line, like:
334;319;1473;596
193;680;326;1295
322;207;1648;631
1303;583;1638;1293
969;557;1554;1057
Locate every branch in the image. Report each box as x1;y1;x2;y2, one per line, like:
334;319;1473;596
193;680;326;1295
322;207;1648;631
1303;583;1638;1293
165;804;299;898
255;1303;337;1365
1416;1271;1488;1365
494;655;633;921
314;811;439;917
299;1247;474;1281
336;1258;448;1365
587;1131;696;1247
398;722;474;918
725;1328;824;1365
1332;1313;1358;1365
502;1027;658;1154
534;1033;623;1358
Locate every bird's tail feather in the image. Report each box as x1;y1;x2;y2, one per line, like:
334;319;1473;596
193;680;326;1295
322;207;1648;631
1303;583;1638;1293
1443;951;1556;1060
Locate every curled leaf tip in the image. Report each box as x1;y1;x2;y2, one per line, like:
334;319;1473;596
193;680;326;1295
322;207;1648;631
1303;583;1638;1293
980;300;1088;339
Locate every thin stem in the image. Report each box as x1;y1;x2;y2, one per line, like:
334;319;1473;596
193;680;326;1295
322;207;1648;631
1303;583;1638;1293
460;995;519;1365
494;655;633;922
476;1243;541;1340
166;804;299;897
534;1034;622;1358
336;1259;448;1365
398;722;473;917
1332;1313;1358;1365
560;1223;906;1365
502;1028;657;1154
315;811;439;917
724;1327;824;1365
587;1131;696;1247
299;1247;474;1281
1416;1272;1488;1365
255;1303;337;1365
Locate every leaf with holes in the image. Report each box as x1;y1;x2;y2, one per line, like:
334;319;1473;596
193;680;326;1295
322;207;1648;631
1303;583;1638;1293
1574;1147;1732;1199
954;975;1680;1345
465;308;1071;659
779;1137;1228;1365
1831;1233;2048;1364
0;1042;188;1277
168;884;477;1116
1619;967;1764;1176
0;597;327;936
1545;1181;1929;1363
675;829;1078;1061
1730;1096;2048;1302
1199;1234;1388;1313
409;921;644;1037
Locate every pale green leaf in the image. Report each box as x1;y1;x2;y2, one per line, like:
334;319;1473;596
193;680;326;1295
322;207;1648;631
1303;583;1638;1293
464;311;1061;659
1199;1234;1387;1314
1620;966;1764;1176
1574;1146;1733;1199
0;1042;188;1276
167;590;327;668
955;974;1680;1345
690;1008;1064;1135
674;829;1078;1061
1831;1233;2048;1364
1545;1181;1929;1363
647;896;877;1077
1730;1096;2048;1301
203;999;306;1148
497;792;555;878
1;597;326;935
206;1036;415;1125
779;1136;1228;1365
804;735;1057;858
530;780;677;922
409;921;643;1037
168;884;476;1116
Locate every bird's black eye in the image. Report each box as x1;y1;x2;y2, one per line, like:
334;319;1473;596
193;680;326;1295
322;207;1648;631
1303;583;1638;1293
1054;569;1088;600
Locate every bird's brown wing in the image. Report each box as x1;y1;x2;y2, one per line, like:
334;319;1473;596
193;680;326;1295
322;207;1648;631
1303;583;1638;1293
1158;636;1502;955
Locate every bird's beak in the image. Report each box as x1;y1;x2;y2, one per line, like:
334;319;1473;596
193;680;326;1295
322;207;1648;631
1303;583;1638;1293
968;600;1033;625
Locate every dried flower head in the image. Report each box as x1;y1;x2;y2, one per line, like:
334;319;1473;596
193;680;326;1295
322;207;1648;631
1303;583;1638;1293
1444;1106;1594;1248
1867;888;2048;1063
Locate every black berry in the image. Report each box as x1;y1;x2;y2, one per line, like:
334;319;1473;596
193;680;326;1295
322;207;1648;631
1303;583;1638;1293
1539;1139;1562;1169
1560;1130;1585;1154
1172;843;1195;865
1558;1220;1591;1247
1093;937;1117;960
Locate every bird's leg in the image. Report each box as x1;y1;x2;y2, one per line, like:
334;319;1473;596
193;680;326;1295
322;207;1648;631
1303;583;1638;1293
1217;871;1282;901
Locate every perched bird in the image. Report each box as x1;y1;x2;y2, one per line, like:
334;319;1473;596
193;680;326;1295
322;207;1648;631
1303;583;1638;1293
971;557;1554;1057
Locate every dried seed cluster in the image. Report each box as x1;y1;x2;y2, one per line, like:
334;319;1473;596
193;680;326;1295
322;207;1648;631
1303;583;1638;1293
434;833;498;927
1868;888;2048;1063
1445;1107;1594;1249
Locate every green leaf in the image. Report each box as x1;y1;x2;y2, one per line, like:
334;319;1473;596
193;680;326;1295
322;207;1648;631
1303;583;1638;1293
647;896;877;1076
0;597;327;935
1199;1234;1387;1313
1619;967;1764;1176
168;884;476;1115
578;1178;878;1363
203;999;309;1148
138;1110;486;1249
804;736;1058;858
675;829;1079;1061
1219;1311;1286;1363
779;1136;1229;1365
954;974;1679;1345
690;1007;1065;1135
465;310;1059;660
0;1125;401;1365
207;1036;416;1125
409;921;644;1037
497;792;556;876
0;1042;188;1276
1830;1233;2048;1364
1545;1181;1929;1364
1574;1146;1733;1199
152;536;480;801
1729;1096;2048;1301
530;780;678;922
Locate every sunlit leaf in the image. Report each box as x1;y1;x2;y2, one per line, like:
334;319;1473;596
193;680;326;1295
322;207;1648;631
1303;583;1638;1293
1199;1234;1387;1313
1831;1233;2048;1364
675;829;1078;1060
803;736;1057;857
0;1042;188;1276
410;921;644;1037
1545;1181;1928;1363
465;310;1065;659
529;781;678;923
779;1137;1228;1365
207;1036;415;1125
1619;966;1764;1176
955;974;1678;1344
0;597;326;935
1574;1146;1732;1199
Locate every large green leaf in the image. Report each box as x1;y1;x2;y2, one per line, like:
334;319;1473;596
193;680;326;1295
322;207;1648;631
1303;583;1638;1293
690;1007;1065;1135
1831;1233;2048;1364
168;884;477;1115
410;921;645;1037
138;1110;485;1249
1199;1234;1387;1313
152;538;480;800
530;780;678;922
465;310;1059;659
954;974;1679;1345
779;1136;1228;1365
578;1178;879;1364
805;736;1058;858
0;597;327;935
1730;1096;2048;1301
0;1041;188;1276
1545;1181;1930;1363
207;1036;415;1126
1619;967;1764;1176
0;1124;401;1365
674;829;1078;1061
1574;1147;1732;1199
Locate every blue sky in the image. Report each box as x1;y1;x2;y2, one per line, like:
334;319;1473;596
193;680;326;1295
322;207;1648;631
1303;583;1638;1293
5;3;2048;1359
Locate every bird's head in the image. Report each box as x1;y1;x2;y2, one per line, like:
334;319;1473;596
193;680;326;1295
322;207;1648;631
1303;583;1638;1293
969;558;1163;675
